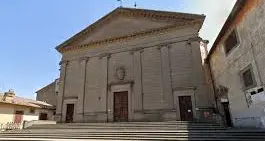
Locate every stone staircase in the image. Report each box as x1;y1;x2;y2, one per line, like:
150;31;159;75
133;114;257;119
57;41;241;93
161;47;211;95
1;121;265;140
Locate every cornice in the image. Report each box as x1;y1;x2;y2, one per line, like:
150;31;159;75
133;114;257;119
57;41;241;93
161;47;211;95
56;7;205;51
59;60;69;65
58;21;201;53
187;36;202;44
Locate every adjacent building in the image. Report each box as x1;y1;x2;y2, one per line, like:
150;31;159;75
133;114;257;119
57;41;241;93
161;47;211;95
0;90;54;127
205;0;265;128
55;7;214;123
36;79;59;107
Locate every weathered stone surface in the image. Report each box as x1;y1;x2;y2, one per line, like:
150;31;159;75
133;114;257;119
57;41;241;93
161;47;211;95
207;0;265;128
56;8;211;122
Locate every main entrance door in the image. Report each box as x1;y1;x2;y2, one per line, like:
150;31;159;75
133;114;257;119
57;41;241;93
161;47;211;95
65;104;74;123
179;96;193;121
114;91;128;122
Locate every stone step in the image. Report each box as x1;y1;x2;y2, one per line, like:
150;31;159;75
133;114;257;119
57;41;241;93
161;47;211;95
32;122;221;126
28;124;224;128
0;135;264;140
26;127;226;130
28;126;224;129
29;124;222;127
4;129;265;133
1;132;265;137
29;124;222;128
0;137;264;141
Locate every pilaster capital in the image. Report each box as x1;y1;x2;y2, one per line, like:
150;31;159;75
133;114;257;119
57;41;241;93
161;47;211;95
99;53;110;59
78;57;89;62
187;36;202;44
157;43;171;50
129;47;143;54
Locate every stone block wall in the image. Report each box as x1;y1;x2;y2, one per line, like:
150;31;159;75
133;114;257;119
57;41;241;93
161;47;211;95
207;0;265;128
56;23;212;122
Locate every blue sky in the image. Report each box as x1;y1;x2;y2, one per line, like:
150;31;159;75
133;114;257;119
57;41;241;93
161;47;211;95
0;0;235;99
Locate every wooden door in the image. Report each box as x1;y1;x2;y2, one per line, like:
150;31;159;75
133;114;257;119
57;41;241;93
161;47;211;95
179;96;193;121
65;104;74;123
14;111;24;123
114;91;128;122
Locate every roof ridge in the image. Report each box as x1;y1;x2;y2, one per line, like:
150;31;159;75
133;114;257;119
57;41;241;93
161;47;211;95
118;7;205;18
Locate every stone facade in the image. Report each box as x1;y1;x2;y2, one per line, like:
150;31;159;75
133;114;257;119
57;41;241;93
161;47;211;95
206;0;265;128
55;7;213;123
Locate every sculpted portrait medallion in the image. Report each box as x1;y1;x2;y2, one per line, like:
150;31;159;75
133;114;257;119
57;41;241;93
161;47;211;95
116;67;125;80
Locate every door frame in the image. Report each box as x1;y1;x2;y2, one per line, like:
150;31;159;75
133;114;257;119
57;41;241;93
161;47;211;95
178;95;194;121
221;102;233;127
62;99;77;122
173;90;196;120
113;91;129;122
65;103;75;123
108;83;132;122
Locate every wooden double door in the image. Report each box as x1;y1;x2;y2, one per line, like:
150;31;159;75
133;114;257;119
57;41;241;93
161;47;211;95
114;91;128;122
179;96;193;121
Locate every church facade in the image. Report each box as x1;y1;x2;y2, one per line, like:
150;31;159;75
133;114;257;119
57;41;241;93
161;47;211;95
55;8;213;123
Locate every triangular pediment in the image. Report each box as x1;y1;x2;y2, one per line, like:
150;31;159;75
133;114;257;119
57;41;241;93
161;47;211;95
57;7;205;52
76;17;174;46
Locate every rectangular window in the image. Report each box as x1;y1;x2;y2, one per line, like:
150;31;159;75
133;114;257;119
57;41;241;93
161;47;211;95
224;30;239;54
242;69;253;88
240;64;256;90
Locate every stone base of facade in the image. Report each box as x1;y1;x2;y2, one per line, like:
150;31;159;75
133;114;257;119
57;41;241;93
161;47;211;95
234;116;265;128
83;112;108;122
54;114;62;123
132;109;177;122
59;108;218;123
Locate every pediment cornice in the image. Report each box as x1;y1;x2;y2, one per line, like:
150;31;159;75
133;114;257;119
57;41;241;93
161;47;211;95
58;20;201;53
56;7;205;53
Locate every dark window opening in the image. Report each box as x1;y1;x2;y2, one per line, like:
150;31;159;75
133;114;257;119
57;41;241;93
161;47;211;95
240;65;256;90
243;69;254;88
29;108;35;114
257;88;264;93
39;113;48;120
224;30;239;54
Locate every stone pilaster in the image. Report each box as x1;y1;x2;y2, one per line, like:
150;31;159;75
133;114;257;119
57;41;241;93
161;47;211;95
188;36;204;86
75;57;89;122
100;53;110;121
160;45;173;109
133;49;143;111
55;60;68;122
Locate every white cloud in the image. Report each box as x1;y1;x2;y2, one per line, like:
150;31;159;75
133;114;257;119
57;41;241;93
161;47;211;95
182;0;237;50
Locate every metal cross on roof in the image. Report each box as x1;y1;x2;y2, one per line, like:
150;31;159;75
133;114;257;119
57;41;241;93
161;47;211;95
117;0;123;7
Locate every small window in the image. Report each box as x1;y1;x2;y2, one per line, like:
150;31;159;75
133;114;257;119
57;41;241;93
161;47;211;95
242;69;253;87
29;108;35;114
224;30;239;54
240;65;256;89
